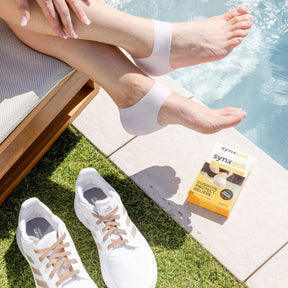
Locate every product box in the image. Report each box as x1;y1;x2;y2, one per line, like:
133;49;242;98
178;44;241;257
187;143;255;217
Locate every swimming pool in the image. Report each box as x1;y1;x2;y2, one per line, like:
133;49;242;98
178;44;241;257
108;0;288;170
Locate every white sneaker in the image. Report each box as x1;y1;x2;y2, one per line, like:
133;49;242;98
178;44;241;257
16;197;98;288
75;168;157;288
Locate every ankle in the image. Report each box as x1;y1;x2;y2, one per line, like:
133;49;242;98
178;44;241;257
125;20;154;58
115;74;154;109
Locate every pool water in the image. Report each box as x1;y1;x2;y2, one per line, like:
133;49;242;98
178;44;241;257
107;0;288;170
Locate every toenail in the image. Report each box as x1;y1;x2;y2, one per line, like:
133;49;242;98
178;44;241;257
234;109;242;116
237;111;242;116
237;5;245;13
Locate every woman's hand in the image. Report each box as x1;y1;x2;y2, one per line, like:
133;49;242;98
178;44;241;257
16;0;91;39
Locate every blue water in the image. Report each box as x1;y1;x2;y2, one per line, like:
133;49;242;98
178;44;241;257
108;0;288;170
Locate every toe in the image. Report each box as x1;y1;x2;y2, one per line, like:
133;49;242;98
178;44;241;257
219;108;246;130
227;37;242;48
200;108;246;134
222;107;242;115
232;20;253;30
230;14;253;25
225;5;248;20
231;28;249;39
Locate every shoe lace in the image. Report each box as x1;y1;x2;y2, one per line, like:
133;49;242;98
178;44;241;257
34;233;80;286
93;206;129;249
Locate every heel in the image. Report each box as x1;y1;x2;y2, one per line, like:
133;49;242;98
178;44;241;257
16;227;25;258
133;20;173;76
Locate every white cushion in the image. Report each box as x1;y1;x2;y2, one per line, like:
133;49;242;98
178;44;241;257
0;18;74;144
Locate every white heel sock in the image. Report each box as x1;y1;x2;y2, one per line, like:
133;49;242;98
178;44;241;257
133;20;174;76
119;83;171;135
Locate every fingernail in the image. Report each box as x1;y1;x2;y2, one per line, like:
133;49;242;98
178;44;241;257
237;5;245;13
61;31;68;39
82;15;91;25
71;30;79;39
20;15;28;27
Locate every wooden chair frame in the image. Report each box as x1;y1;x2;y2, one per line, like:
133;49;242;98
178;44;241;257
0;70;99;204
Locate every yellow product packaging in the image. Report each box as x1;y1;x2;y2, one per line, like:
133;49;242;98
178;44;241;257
187;143;255;217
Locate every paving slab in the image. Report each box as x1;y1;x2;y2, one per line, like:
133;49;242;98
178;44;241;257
247;243;288;288
109;122;288;282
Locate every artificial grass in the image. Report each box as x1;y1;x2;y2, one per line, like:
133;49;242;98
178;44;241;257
0;127;248;288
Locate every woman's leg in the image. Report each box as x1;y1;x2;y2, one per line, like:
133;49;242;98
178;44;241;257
1;1;253;70
10;26;246;135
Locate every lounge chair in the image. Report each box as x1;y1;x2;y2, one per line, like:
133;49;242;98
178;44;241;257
0;19;99;203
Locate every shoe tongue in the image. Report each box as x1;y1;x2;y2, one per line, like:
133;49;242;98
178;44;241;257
36;231;58;249
93;193;125;248
93;194;116;216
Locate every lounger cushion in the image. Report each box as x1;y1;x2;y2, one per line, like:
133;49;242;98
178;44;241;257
0;18;74;144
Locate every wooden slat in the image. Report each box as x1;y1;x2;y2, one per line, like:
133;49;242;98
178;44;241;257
0;71;99;204
0;71;90;178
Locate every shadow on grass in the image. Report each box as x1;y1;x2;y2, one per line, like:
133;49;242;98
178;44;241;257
0;128;81;241
3;180;105;288
1;127;188;287
1;128;102;286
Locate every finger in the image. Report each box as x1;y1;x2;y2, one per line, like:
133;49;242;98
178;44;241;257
36;0;67;38
54;0;78;38
67;0;91;25
15;0;31;26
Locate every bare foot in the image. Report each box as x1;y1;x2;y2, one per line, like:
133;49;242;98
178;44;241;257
170;5;253;69
158;92;246;134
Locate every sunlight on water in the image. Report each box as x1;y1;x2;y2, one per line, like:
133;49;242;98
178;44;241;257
105;0;288;170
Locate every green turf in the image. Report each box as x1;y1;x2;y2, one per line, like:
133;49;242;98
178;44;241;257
0;127;248;288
